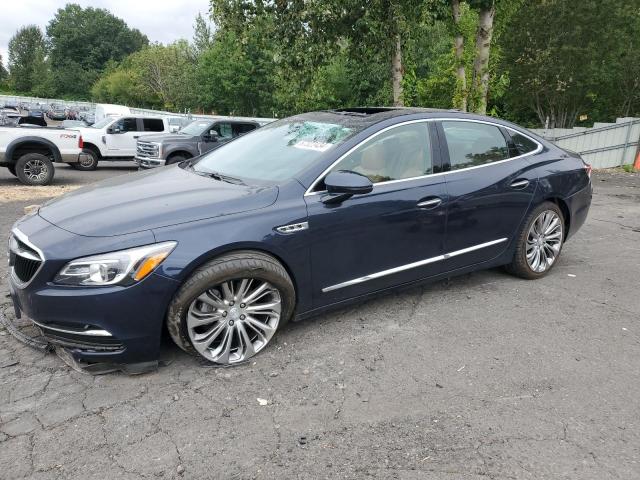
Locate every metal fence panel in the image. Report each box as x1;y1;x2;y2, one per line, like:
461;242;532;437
531;118;640;169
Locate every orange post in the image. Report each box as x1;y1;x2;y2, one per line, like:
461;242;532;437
634;150;640;171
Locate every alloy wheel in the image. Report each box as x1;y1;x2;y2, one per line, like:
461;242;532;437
23;159;48;182
526;210;563;273
186;278;282;364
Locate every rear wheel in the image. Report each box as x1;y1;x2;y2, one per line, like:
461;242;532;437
73;148;99;170
506;201;564;279
167;251;295;365
15;153;55;186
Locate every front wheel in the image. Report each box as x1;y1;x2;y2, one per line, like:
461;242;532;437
167;251;295;365
506;201;565;279
15;153;55;186
72;149;99;170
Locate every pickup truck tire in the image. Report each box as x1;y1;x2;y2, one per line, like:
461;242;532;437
72;148;99;171
15;153;55;186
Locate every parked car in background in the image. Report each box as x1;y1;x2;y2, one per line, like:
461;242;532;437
135;118;263;169
5;107;592;373
0;124;86;185
27;106;45;119
18;116;48;127
0;107;22;126
72;115;171;170
47;105;67;121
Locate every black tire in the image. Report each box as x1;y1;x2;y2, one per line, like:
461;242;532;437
167;250;295;364
73;148;99;170
7;165;17;176
15;153;55;186
506;201;565;280
165;155;186;166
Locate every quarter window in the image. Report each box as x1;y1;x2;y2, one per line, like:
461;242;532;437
442;121;509;170
234;123;257;136
510;132;539;155
327;123;432;184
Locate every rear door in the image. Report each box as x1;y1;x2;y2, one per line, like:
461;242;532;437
437;120;541;270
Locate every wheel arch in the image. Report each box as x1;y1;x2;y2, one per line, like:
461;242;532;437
6;137;61;164
82;142;102;158
175;243;300;306
541;196;571;240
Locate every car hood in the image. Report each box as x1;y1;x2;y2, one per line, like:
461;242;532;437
138;133;196;143
38;166;278;237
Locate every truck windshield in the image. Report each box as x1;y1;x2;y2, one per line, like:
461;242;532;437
91;118;113;129
180;120;211;136
190;118;358;183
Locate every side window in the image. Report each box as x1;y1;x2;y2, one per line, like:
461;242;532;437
327;123;432;184
142;118;165;132
233;123;257;136
212;123;233;139
113;117;138;132
510;132;539;155
442;121;509;170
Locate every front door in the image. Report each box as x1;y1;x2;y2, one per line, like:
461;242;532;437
437;120;540;270
106;117;140;156
305;121;448;306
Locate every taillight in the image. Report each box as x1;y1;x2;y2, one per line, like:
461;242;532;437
78;135;83;149
584;163;592;179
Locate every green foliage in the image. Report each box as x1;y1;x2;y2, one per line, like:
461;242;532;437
7;25;47;93
46;3;148;98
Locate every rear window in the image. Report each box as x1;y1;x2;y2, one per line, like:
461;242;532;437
442;121;509;170
142;118;165;132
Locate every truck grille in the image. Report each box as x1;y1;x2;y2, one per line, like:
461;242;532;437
137;141;159;158
9;232;43;285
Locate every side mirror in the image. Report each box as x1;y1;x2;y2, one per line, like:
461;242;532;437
322;170;373;204
207;130;219;142
107;126;122;134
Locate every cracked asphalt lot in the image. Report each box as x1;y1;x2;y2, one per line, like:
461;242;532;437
1;164;639;479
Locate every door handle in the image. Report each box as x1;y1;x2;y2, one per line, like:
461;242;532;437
510;179;530;189
417;197;443;209
133;135;140;139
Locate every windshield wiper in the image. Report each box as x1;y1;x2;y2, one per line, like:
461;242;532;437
208;172;246;185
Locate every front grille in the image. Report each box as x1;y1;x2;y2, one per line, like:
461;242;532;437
9;232;43;285
137;141;159;158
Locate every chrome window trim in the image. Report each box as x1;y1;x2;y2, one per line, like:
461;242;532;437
9;228;45;289
31;318;112;337
322;237;508;293
304;118;543;197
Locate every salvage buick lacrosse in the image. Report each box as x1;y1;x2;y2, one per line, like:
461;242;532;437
7;108;592;373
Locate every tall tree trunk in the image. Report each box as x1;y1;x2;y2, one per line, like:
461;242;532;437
392;32;403;106
451;0;467;111
471;2;496;115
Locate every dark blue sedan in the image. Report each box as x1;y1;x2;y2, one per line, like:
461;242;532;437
7;108;592;373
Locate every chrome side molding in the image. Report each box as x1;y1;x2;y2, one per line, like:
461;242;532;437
322;238;508;292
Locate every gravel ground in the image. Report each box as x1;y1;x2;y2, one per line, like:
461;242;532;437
0;165;639;479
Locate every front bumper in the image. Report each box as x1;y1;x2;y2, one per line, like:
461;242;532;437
135;156;166;169
60;152;90;164
6;215;181;372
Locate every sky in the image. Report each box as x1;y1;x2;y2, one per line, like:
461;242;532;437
1;0;211;67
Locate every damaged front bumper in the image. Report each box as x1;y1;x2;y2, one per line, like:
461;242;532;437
0;304;157;375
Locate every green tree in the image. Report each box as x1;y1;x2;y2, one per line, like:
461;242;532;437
0;55;7;83
7;25;46;93
47;4;148;98
193;12;214;54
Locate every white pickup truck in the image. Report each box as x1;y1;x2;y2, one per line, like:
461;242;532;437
72;115;171;170
0;125;87;185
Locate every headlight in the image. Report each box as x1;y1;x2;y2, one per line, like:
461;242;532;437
54;241;176;286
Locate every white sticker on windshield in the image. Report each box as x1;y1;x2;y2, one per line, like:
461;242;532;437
293;140;333;152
